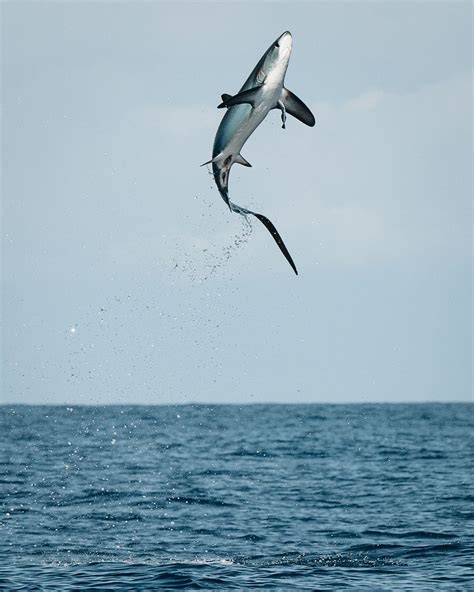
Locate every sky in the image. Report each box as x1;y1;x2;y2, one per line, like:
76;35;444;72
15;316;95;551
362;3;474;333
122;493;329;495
2;1;472;405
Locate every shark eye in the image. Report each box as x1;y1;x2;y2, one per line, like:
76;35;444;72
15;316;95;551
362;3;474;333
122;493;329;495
275;42;280;48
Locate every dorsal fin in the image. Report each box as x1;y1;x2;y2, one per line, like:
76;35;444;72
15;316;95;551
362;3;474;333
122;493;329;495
217;87;260;109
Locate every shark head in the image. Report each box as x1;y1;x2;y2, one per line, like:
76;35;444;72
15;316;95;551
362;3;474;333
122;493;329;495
275;31;293;55
256;31;293;85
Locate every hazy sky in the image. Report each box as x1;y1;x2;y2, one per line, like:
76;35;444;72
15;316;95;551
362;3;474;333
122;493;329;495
2;1;472;405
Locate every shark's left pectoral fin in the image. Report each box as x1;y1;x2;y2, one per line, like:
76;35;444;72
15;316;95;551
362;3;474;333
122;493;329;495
218;87;260;109
281;88;315;127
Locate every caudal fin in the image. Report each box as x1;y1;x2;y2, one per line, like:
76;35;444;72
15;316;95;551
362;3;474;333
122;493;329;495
229;201;298;275
252;212;298;275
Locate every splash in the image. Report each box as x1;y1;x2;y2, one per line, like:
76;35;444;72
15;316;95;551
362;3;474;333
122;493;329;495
171;213;253;283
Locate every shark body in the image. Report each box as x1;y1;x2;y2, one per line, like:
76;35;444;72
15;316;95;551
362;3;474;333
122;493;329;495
203;31;315;275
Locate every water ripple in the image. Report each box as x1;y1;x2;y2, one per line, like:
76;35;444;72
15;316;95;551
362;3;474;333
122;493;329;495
1;403;472;590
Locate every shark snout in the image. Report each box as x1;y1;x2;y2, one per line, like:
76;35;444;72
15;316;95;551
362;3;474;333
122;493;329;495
276;31;292;53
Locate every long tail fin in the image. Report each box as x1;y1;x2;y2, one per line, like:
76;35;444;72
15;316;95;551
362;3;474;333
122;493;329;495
229;200;298;275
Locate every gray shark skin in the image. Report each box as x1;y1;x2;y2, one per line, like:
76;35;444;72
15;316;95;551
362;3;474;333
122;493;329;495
203;31;315;275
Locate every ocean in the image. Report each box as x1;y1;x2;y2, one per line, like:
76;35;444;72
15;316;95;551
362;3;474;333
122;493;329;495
1;404;472;590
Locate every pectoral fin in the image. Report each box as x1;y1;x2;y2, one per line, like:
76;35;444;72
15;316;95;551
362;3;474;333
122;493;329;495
281;88;315;127
218;87;260;109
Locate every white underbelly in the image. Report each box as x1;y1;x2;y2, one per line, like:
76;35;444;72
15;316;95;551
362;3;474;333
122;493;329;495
225;105;270;157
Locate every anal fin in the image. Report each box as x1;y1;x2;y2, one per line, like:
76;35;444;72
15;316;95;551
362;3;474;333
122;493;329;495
234;154;252;167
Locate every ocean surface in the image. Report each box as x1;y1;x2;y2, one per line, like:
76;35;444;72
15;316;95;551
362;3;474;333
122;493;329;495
0;404;472;590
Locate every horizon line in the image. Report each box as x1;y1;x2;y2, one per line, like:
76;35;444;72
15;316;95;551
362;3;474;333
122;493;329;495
1;400;471;407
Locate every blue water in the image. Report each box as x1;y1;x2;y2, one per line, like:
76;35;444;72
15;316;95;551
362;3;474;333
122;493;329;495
1;404;472;590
